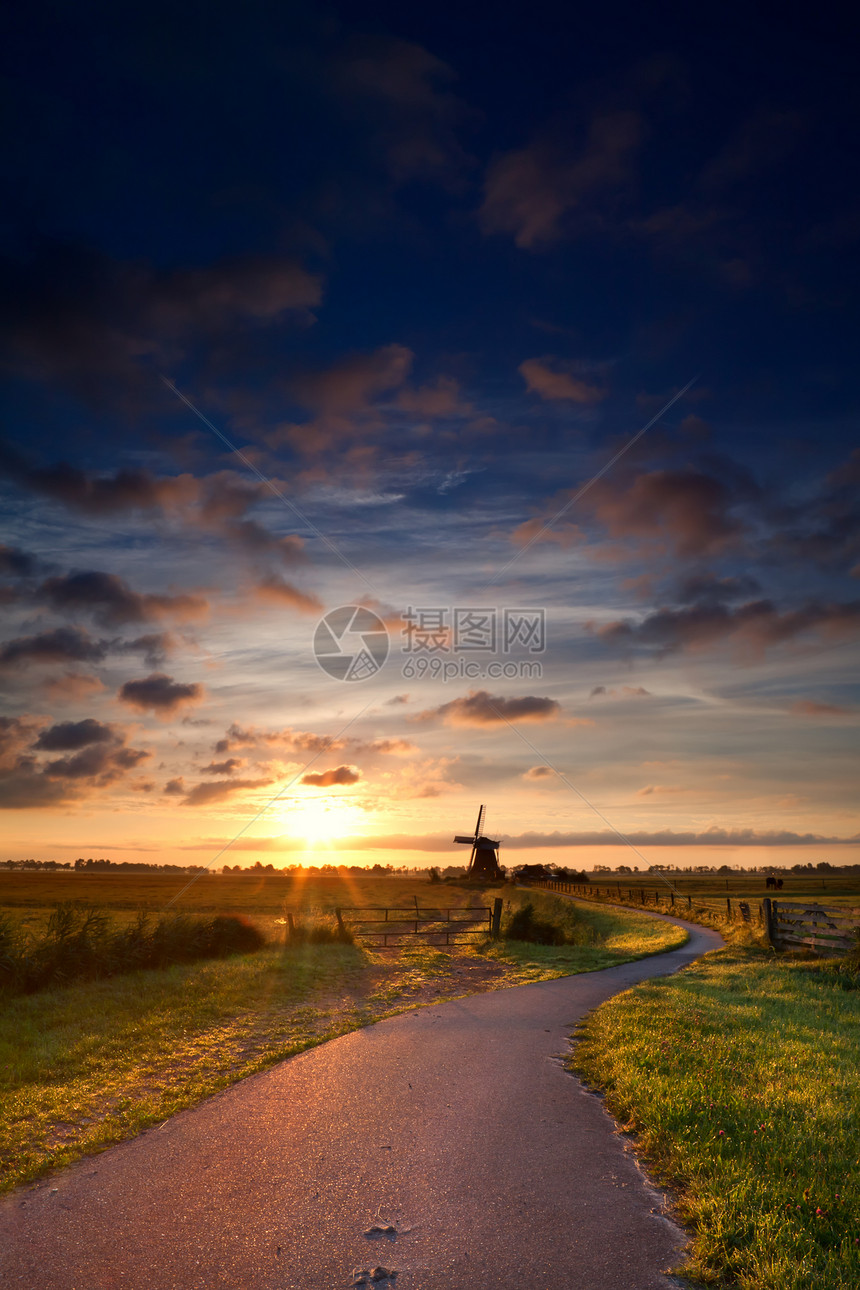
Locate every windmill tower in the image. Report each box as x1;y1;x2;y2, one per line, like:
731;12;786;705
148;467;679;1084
454;805;503;880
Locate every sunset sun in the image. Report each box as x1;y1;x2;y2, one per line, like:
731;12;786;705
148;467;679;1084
286;798;363;850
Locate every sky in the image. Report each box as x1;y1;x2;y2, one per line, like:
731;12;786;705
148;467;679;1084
1;1;858;870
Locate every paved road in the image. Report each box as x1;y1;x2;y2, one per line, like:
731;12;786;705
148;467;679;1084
1;914;722;1289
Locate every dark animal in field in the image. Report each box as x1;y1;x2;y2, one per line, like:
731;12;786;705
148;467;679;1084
765;876;784;890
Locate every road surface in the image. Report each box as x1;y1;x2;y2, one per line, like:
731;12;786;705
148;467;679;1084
1;913;722;1289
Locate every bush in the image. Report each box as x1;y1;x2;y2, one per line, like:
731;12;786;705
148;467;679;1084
0;904;267;995
503;901;566;945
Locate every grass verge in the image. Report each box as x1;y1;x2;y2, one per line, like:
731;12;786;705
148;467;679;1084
484;888;688;983
572;938;860;1289
2;892;685;1195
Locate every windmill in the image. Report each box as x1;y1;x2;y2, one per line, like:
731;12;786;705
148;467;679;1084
454;805;503;880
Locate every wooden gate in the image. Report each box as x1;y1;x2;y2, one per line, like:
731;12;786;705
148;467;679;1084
764;900;860;954
336;902;500;946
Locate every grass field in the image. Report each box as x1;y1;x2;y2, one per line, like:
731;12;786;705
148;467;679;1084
590;871;860;903
0;874;685;1195
573;935;860;1290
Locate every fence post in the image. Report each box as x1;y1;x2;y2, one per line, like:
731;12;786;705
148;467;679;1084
491;897;503;939
286;911;294;938
687;894;692;909
726;896;732;920
762;897;775;945
335;907;345;935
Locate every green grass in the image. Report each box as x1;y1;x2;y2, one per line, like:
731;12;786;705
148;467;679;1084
0;884;687;1195
485;889;688;982
572;940;860;1289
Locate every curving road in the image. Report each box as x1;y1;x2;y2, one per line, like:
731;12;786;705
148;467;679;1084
1;912;722;1289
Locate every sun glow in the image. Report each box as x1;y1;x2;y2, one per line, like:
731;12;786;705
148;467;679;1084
285;797;364;850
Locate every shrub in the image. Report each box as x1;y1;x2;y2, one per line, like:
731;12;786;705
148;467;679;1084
0;904;267;995
503;901;566;945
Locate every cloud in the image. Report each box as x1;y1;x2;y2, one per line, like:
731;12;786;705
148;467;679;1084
253;576;323;614
34;719;116;751
301;765;361;787
790;700;853;717
116;633;175;668
524;765;554;780
0;715;46;763
636;784;686;796
38;570;209;627
766;447;860;574
355;738;416;755
596;598;860;658
0;450;308;571
44;745;121;779
498;827;857;848
118;673;204;717
424;689;561;726
0;626;109;669
294;344;413;418
335;36;470;185
700;110;803;193
182;777;272;806
675;573;761;605
586;467;745;558
0;544;43;577
202;758;244;774
519;357;605;403
397;375;471;418
589;684;651;699
0;712;149;806
41;672;106;702
0;242;322;398
0;626;173;673
480;112;642;248
164;778;186;796
0;767;78;809
214;723;346;756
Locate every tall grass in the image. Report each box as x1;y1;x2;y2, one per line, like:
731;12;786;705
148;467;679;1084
0;903;265;994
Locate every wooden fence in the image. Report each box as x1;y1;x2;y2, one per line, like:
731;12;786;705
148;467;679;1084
527;879;860;956
765;900;860;954
527;877;762;926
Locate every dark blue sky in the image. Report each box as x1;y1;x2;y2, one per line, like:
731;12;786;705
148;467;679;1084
0;1;857;862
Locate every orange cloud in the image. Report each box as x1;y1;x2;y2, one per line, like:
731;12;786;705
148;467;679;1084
480;112;642;248
519;357;605;403
790;700;853;717
42;672;106;702
253;576;323;614
301;765;361;787
182;777;273;806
